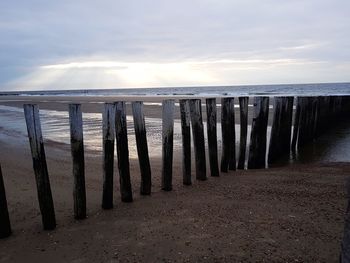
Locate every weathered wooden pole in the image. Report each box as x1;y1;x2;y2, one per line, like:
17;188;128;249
291;97;301;152
333;96;341;117
295;97;306;149
102;103;116;209
132;101;152;195
179;99;192;185
268;97;294;165
24;104;56;230
189;99;207;181
268;98;282;164
346;96;350;113
341;96;350;115
206;98;220;177
340;96;346;114
237;97;249;169
220;98;231;172
68;104;86;219
307;97;314;141
316;96;325;135
335;96;343;115
247;97;269;169
335;96;342;114
228;98;236;171
310;97;319;140
317;96;330;134
0;165;11;238
329;96;336;117
312;97;321;139
162;100;175;191
115;101;133;202
305;97;314;142
297;97;312;149
282;97;294;153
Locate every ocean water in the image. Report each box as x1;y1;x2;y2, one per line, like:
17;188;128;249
1;82;350;97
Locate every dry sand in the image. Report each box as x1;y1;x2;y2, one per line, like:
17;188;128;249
0;96;348;262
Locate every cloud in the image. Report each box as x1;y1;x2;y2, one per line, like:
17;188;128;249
3;58;334;90
0;0;349;90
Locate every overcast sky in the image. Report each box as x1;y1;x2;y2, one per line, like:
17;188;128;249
0;0;349;90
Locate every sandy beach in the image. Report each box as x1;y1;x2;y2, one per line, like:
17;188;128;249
0;96;348;262
1;0;350;260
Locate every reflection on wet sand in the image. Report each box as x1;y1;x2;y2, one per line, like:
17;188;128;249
0;104;350;165
293;119;350;163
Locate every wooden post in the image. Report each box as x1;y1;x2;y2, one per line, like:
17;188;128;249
162;100;175;191
237;97;249;169
268;97;294;165
297;97;312;149
306;97;314;142
68;104;86;219
0;165;11;238
228;98;236;170
310;97;319;140
102;103;115;209
305;97;314;142
206;98;220;177
312;97;321;139
336;96;343;115
179;100;192;185
329;96;336;116
269;97;282;164
115;102;133;202
316;96;325;135
341;96;350;115
24;104;56;230
295;97;306;149
189;99;207;181
283;97;294;153
291;97;301;152
333;96;341;117
247;97;269;169
220;98;231;172
317;96;330;134
132;101;152;195
294;96;328;151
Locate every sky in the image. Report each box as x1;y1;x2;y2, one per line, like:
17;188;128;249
0;0;349;91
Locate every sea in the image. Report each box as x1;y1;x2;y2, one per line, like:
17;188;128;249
1;82;350;165
1;82;350;97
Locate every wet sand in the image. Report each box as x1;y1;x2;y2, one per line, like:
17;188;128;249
0;95;277;127
0;96;348;262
